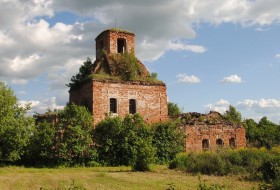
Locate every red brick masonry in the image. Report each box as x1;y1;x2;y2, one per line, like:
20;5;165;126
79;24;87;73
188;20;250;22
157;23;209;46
70;80;168;126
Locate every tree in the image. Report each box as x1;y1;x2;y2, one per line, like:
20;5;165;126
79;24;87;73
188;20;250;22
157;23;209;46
27;104;97;166
54;104;96;166
223;105;242;124
152;121;185;164
93;114;155;169
168;102;181;118
67;58;93;90
0;82;34;162
26;121;56;165
243;117;280;149
256;117;280;149
93;116;123;165
243;118;258;146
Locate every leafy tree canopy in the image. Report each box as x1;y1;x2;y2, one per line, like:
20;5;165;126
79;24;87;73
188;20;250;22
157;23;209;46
168;102;181;118
27;104;96;166
223;105;242;124
152;121;185;164
67;58;93;90
0;82;34;162
93;114;154;170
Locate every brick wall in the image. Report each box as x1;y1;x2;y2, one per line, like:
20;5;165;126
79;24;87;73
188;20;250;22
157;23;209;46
69;82;93;111
69;80;168;126
183;124;246;151
96;30;135;60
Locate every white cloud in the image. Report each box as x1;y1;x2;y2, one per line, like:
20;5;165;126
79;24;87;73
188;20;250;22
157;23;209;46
236;98;280;123
0;31;15;46
168;41;207;53
204;99;230;114
237;98;280;113
176;73;201;83
9;53;43;72
11;79;28;85
1;0;280;117
275;54;280;59
19;97;64;114
220;74;243;83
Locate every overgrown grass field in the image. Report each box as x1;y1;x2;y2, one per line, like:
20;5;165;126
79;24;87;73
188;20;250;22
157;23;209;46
0;166;257;190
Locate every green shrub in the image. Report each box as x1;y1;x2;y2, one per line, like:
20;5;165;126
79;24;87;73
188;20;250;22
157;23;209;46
188;152;228;176
169;147;280;179
132;139;155;171
169;152;190;169
152;121;184;164
238;148;269;179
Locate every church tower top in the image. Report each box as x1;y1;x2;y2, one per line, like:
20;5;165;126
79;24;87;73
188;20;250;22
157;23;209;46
95;28;135;60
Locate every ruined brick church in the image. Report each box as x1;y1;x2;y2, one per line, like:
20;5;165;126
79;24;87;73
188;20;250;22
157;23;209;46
69;28;246;151
69;29;168;126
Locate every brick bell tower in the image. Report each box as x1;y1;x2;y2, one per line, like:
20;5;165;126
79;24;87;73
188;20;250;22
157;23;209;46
69;28;168;126
95;29;135;60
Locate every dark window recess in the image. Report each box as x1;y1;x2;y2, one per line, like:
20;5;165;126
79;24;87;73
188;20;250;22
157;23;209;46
202;139;210;150
117;38;126;53
110;98;117;113
129;99;136;114
216;138;224;147
229;137;236;148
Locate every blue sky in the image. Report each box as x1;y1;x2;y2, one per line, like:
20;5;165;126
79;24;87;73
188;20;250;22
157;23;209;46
1;0;280;123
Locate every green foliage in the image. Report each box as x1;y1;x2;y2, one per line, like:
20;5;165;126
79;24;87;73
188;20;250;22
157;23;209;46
0;82;34;162
67;58;93;90
132;139;155;171
93;116;124;165
114;52;141;81
93;114;155;169
27;121;56;165
243;117;280;149
169;148;280;179
150;72;158;79
26;104;97;166
168;102;181;118
152;121;185;164
53;104;96;166
223;105;242;124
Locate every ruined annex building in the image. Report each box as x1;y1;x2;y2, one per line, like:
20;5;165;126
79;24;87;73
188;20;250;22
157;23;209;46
69;28;246;151
69;28;168;126
180;111;246;151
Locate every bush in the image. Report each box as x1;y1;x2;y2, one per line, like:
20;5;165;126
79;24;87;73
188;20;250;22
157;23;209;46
169;147;280;178
132;139;155;171
152;121;184;164
93;114;155;167
26;104;97;167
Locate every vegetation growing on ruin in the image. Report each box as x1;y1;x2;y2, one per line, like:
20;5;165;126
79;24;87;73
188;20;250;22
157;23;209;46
67;54;164;91
108;27;133;34
67;58;93;91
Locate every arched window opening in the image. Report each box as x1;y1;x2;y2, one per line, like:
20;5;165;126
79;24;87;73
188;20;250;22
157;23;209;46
129;99;136;114
117;38;126;53
216;138;224;147
202;139;210;150
229;137;236;148
110;98;117;113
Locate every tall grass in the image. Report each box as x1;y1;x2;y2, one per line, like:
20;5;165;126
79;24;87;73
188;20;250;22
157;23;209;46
169;147;280;189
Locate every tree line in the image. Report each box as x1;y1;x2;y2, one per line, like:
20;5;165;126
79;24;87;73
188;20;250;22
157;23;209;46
0;82;184;170
1;82;280;171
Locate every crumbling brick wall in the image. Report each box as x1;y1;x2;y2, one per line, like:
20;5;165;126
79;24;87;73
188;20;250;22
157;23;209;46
183;123;246;151
70;80;168;126
95;29;135;60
